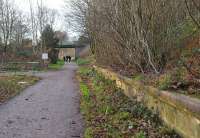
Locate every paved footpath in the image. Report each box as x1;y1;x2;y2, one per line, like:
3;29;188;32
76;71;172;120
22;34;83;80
0;63;84;138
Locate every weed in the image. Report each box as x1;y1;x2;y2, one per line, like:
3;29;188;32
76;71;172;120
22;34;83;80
78;66;181;138
84;127;93;138
158;73;173;90
135;131;146;138
133;74;145;81
78;67;94;77
80;83;90;101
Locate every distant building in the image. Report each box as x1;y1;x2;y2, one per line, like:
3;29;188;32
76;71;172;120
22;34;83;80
54;31;90;59
55;41;90;60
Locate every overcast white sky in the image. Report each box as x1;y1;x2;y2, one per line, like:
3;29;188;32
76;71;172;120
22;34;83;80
16;0;65;11
15;0;78;39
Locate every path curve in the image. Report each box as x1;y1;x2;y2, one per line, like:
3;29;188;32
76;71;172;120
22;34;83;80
0;63;84;138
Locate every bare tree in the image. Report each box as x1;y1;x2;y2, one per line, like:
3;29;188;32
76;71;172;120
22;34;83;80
28;0;58;54
67;0;188;74
47;9;58;29
29;0;39;54
0;0;18;53
12;12;29;48
185;0;200;29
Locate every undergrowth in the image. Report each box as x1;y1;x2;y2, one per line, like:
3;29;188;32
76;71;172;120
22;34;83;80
76;58;91;66
0;75;39;103
78;66;181;138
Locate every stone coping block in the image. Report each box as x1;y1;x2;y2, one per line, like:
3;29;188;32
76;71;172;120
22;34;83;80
93;65;200;138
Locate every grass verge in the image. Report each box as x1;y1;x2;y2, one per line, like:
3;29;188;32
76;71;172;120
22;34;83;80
0;75;39;103
77;66;181;138
48;60;64;70
76;57;93;66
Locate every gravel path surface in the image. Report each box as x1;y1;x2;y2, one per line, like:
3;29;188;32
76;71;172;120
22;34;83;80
0;63;84;138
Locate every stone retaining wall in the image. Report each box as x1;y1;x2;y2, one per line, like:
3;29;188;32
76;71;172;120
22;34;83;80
94;66;200;138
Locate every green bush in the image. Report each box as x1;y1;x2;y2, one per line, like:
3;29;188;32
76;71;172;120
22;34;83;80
49;49;59;64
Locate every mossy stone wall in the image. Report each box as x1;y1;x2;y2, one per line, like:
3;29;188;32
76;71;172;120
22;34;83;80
94;66;200;138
